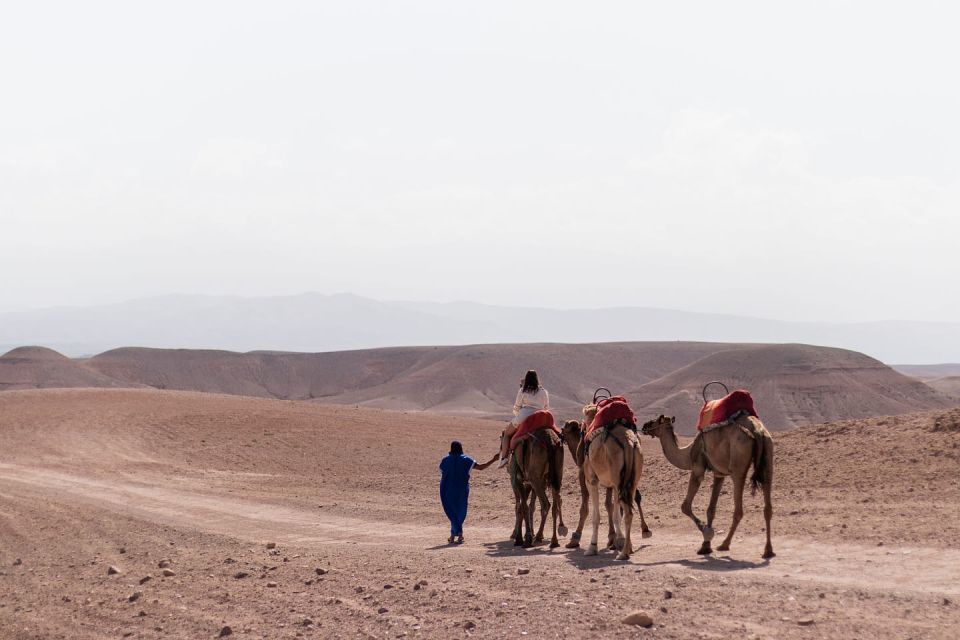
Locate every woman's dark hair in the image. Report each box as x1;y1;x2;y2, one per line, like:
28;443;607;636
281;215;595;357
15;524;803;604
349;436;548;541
521;370;540;393
449;441;464;455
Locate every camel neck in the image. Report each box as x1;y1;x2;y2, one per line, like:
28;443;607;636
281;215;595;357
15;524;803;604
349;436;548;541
658;427;694;471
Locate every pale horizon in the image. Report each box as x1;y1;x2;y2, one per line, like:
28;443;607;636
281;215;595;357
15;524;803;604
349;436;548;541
3;2;959;324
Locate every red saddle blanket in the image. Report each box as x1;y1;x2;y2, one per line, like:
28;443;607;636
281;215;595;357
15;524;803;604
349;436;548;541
697;390;758;431
510;410;561;449
586;396;636;437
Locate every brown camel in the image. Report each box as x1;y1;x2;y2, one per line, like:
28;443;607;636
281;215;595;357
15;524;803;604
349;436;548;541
580;405;644;560
502;429;566;548
640;414;775;559
560;420;651;549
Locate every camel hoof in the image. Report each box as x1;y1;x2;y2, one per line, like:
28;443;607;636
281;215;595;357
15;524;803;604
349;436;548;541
513;537;523;547
716;543;730;552
585;544;598;556
697;543;712;555
641;529;653;539
558;524;568;537
702;526;715;542
616;552;630;561
534;535;544;544
549;540;560;549
763;548;776;559
564;540;580;549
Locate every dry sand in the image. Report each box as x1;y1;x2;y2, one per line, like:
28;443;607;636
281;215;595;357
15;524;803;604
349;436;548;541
1;389;958;639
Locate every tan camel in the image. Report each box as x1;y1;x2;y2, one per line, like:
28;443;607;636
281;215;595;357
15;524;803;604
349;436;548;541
502;429;566;548
580;405;644;560
560;420;651;549
640;414;775;559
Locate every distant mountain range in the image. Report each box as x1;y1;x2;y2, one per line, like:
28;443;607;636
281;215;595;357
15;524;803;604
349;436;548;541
2;342;956;432
0;292;958;363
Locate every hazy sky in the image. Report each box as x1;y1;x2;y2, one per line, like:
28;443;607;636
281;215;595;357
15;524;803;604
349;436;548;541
2;1;958;322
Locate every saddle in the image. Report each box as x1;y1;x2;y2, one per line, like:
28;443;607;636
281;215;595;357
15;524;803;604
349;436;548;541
510;410;561;450
697;390;758;432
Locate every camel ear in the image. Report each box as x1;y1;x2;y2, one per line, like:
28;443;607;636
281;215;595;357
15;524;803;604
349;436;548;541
669;416;676;424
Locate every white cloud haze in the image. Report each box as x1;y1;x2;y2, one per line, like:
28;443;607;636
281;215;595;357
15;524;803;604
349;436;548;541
1;1;958;322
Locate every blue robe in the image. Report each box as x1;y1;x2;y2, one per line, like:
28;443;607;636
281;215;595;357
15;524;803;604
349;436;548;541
439;453;476;536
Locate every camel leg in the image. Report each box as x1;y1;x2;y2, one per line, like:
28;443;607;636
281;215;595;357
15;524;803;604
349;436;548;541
550;486;562;548
605;488;617;549
585;479;600;556
762;479;775;559
565;468;588;549
635;489;652;539
554;487;566;540
567;468;590;549
610;495;625;552
717;472;746;552
617;496;633;561
680;466;712;555
706;475;724;534
512;487;524;546
534;484;549;544
522;487;535;548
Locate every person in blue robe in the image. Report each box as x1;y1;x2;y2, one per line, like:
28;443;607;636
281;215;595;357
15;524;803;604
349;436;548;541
439;441;497;544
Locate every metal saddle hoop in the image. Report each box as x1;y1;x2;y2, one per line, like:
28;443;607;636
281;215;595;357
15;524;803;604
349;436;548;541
702;381;730;404
592;387;612;404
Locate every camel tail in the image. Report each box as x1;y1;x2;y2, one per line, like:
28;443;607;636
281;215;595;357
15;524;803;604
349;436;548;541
751;432;772;496
547;437;563;493
618;437;638;510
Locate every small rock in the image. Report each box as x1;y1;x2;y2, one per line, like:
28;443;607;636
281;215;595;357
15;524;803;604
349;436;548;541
517;568;530;575
418;580;428;586
107;565;121;575
139;576;152;585
158;559;171;569
303;618;314;627
384;584;394;589
589;577;597;583
265;542;277;550
137;611;147;617
463;621;476;630
663;590;673;600
943;598;952;606
621;611;653;627
119;547;126;554
378;607;388;614
161;568;175;577
413;583;422;591
13;559;22;566
128;591;142;603
219;626;233;637
304;579;314;586
266;581;278;588
233;572;249;579
355;586;365;593
315;568;328;575
797;618;815;626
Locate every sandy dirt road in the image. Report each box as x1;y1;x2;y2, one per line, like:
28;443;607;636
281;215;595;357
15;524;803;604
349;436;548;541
1;389;959;639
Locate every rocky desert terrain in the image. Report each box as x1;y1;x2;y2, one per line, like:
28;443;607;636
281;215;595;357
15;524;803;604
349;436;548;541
1;388;958;639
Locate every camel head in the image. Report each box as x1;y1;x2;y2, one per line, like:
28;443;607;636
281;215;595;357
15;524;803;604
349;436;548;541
560;419;582;441
640;414;675;438
582;404;598;426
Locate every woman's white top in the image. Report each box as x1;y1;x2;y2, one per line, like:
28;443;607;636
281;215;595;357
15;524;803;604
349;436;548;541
513;387;550;415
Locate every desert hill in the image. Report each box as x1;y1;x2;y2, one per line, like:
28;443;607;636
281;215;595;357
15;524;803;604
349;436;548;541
0;346;137;391
925;376;960;398
85;342;730;416
628;344;956;433
0;341;948;429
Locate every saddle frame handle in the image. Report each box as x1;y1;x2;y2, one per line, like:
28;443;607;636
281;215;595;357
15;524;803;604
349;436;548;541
592;387;612;404
702;381;729;404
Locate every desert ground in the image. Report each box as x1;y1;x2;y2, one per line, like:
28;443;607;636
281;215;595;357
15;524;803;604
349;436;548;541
1;388;958;639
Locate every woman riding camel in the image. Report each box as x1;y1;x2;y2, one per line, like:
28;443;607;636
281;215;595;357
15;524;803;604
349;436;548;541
497;369;550;469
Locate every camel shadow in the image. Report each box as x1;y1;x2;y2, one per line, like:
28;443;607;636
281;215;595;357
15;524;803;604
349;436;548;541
562;544;654;570
675;554;770;572
482;539;565;558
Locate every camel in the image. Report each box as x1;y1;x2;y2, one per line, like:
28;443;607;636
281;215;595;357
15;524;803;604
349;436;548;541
580;404;644;560
640;414;775;559
560;419;651;549
502;429;566;548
